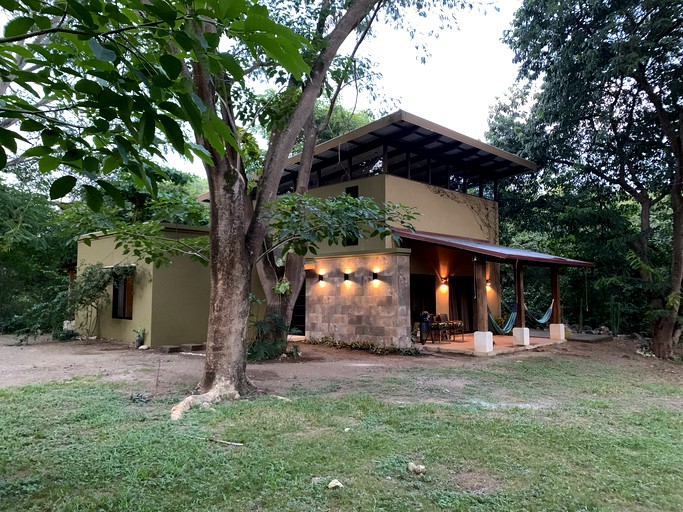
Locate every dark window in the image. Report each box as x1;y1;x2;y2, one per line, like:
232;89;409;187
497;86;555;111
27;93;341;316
112;275;134;319
344;186;359;246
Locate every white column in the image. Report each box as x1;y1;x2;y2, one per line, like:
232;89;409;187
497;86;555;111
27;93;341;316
512;327;530;346
549;323;566;341
474;331;493;354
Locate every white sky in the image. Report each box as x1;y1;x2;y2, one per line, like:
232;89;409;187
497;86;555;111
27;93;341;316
349;1;522;139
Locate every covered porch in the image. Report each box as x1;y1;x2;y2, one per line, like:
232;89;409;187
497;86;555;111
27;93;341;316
396;227;594;355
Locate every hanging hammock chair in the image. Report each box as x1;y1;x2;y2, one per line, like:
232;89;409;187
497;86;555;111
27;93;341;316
524;299;555;325
488;303;518;335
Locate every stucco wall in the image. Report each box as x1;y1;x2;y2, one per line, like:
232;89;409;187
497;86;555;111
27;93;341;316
385;175;499;242
307;174;390;254
306;251;412;348
150;255;210;347
76;235;153;344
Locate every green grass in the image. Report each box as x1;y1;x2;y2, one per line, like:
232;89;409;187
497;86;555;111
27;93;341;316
1;357;682;511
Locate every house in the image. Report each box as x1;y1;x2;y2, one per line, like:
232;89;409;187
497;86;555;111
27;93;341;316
77;111;591;351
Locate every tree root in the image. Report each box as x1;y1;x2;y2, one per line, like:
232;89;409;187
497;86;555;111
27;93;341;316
170;378;240;420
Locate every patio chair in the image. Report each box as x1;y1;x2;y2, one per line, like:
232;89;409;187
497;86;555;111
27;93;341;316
437;313;465;342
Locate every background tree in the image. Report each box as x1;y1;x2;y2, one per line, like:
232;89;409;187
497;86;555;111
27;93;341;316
500;0;683;357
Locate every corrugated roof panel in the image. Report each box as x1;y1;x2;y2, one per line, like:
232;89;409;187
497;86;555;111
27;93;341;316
394;227;593;267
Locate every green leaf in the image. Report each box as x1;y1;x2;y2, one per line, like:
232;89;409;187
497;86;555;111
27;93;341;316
4;16;34;38
0;146;6;169
219;53;244;81
158;115;185;153
149;0;177;25
96;179;125;208
88;38;116;62
83;156;99;173
74;79;103;96
0;128;24;153
22;146;51;157
39;155;61;173
0;0;21;11
138;110;156;147
20;119;45;132
159;54;182;80
82;184;104;212
41;128;61;147
49;175;77;199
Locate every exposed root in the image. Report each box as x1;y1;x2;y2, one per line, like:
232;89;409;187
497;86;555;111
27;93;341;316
170;379;240;420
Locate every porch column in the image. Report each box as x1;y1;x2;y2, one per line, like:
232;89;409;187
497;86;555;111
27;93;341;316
474;257;488;331
514;262;526;328
551;266;561;324
549;266;566;340
474;256;493;354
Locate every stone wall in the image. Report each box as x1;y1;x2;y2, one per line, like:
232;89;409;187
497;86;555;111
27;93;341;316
305;251;412;348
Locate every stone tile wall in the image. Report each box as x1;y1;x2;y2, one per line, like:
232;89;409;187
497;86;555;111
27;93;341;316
305;252;412;348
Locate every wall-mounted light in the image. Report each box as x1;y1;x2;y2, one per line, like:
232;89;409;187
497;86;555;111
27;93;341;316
486;279;491;288
318;274;324;282
318;272;325;287
371;271;378;281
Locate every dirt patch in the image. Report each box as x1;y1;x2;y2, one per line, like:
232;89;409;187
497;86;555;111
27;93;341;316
0;335;681;398
450;470;503;494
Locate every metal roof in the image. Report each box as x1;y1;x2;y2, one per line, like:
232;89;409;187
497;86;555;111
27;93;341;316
394;227;594;268
280;110;537;193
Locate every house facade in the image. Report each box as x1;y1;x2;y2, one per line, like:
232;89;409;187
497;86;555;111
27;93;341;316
77;111;591;349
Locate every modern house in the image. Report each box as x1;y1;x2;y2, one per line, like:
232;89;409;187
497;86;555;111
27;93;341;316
76;111;591;351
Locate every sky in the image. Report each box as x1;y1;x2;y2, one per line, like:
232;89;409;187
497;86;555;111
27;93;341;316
340;0;523;140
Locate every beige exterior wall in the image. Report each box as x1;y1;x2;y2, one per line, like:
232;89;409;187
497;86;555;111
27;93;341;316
76;227;212;347
76;235;153;344
150;255;210;346
308;174;389;254
385;175;498;242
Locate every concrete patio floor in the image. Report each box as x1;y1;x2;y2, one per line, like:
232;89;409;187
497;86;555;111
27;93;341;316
416;330;563;357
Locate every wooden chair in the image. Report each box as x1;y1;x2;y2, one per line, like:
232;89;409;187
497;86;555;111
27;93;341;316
437;313;465;342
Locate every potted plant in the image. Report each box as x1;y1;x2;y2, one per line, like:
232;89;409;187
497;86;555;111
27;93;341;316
133;327;146;348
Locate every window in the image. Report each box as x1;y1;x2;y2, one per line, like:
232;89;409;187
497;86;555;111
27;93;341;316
112;275;134;319
344;186;359;246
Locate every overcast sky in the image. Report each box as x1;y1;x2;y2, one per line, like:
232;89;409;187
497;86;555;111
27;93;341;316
345;1;522;140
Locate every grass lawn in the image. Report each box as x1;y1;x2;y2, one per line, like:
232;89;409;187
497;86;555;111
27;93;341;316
1;356;681;511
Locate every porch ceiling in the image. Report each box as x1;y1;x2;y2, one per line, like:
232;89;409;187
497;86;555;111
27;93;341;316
279;110;537;194
394;227;594;267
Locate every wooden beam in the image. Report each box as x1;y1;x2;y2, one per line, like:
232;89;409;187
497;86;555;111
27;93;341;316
475;258;488;331
382;144;388;174
551;266;561;324
515;262;525;328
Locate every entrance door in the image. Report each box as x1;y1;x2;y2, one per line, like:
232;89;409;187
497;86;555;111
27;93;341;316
410;274;436;324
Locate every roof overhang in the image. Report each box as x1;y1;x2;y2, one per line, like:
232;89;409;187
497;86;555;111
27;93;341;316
394;227;594;268
280;110;537;193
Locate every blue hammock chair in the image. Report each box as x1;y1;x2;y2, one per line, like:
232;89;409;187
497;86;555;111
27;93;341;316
524;300;555;325
488;303;518;335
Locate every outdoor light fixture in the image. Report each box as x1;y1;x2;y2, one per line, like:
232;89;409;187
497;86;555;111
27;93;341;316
372;272;378;281
486;279;491;288
318;274;324;282
344;273;350;281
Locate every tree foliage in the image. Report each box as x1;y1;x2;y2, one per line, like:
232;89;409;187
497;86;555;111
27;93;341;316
498;0;683;357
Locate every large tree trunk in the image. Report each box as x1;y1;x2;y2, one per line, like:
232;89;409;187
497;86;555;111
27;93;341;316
651;175;683;358
171;162;254;419
172;0;383;418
